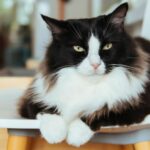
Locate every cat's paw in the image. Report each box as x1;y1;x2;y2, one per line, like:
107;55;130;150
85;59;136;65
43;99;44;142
37;113;67;144
66;119;94;147
141;115;150;124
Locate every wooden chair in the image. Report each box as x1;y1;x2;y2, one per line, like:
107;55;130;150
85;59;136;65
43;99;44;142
0;77;150;150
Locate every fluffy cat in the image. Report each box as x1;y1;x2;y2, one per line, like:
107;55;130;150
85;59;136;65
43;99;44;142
19;3;150;147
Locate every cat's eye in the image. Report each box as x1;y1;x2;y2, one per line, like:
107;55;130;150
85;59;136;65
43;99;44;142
73;46;85;52
103;43;113;50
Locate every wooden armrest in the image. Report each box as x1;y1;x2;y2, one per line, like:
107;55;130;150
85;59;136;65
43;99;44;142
0;77;33;89
99;124;150;133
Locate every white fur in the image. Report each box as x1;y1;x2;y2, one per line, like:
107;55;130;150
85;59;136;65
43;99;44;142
33;66;148;123
32;33;148;145
37;113;67;143
141;115;150;125
88;34;101;63
88;34;100;54
77;34;106;75
66;119;94;147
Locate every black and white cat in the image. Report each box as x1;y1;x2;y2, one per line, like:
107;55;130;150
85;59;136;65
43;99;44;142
19;3;150;147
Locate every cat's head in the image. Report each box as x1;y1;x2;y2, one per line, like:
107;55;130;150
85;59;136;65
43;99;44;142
42;3;137;76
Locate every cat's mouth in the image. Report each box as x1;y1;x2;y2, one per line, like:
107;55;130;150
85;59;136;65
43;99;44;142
92;69;106;75
76;61;107;77
76;67;106;77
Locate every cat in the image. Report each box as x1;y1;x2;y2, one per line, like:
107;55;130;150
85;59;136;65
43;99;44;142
19;3;150;147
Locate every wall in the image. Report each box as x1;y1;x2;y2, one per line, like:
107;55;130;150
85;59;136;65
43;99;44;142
32;0;93;60
65;0;92;19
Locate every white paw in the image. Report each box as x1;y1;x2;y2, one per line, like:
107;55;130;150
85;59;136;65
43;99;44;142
66;119;94;147
141;115;150;124
37;114;67;144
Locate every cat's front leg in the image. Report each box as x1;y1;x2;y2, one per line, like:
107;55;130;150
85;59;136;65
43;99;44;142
37;113;67;144
66;118;94;147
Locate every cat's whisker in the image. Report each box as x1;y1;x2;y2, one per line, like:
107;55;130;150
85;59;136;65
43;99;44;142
68;22;82;39
103;15;114;37
127;57;139;59
102;18;110;35
109;64;135;69
75;24;83;39
105;29;119;38
109;64;138;71
104;24;114;37
104;23;120;39
51;65;73;72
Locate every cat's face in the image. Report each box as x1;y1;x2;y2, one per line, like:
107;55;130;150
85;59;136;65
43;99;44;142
42;3;137;76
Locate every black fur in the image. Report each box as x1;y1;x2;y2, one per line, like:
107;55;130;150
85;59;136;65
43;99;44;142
20;100;58;119
19;86;58;119
19;3;150;132
41;3;139;75
82;38;150;131
82;92;150;131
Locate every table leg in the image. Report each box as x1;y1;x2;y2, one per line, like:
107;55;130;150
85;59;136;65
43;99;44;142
122;145;134;150
134;141;150;150
7;135;33;150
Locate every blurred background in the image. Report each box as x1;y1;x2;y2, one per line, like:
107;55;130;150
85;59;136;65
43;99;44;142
0;0;149;77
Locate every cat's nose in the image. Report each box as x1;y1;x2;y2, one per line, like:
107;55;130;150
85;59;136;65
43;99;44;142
91;63;100;70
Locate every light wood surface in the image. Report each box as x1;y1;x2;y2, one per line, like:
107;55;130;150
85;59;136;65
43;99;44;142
32;136;123;150
1;129;150;150
26;59;39;70
59;0;65;19
122;145;134;150
7;135;33;150
0;77;32;89
0;129;8;150
0;78;33;150
134;141;150;150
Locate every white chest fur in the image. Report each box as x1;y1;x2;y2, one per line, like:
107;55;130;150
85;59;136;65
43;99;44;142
33;67;147;122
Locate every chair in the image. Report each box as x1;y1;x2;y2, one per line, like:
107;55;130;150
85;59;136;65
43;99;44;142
0;77;150;150
1;2;150;149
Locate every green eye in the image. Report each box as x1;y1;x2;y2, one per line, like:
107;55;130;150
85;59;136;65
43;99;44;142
73;46;85;52
103;43;112;50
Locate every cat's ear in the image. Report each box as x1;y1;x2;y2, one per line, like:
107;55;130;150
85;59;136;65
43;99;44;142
41;15;67;34
110;3;128;26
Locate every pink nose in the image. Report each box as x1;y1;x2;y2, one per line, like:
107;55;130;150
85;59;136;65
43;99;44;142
91;63;100;70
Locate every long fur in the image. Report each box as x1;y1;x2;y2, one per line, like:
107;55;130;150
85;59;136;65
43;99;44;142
18;3;150;146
